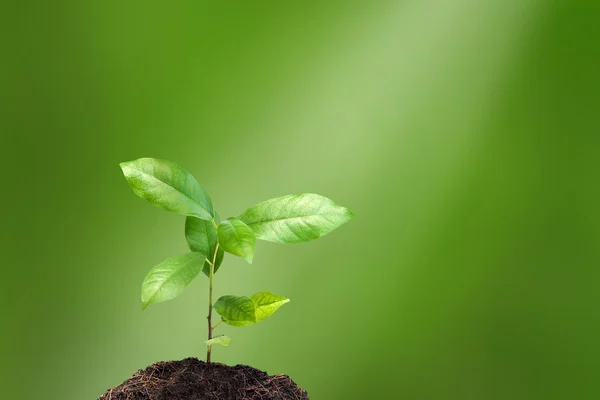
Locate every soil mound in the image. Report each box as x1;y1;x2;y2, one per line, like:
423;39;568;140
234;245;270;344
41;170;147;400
98;358;309;400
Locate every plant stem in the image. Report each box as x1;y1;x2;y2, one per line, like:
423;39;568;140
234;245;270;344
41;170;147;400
206;237;219;363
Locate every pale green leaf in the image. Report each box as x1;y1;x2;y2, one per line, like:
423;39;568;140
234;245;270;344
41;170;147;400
205;335;231;347
217;217;256;263
214;295;256;326
238;193;355;244
141;252;206;310
120;158;213;220
185;216;224;276
214;292;289;327
251;292;291;322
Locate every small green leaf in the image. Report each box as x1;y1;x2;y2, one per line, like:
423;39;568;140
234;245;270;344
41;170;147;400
185;216;224;276
217;217;256;263
205;335;231;347
141;252;206;310
120;158;214;220
238;193;355;244
251;292;291;322
214;292;290;327
214;295;256;326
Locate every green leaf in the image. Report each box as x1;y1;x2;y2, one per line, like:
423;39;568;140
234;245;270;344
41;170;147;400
205;335;231;347
213;295;256;326
120;158;214;220
251;292;291;322
185;216;224;276
141;252;206;310
217;217;256;263
238;193;355;244
214;292;290;327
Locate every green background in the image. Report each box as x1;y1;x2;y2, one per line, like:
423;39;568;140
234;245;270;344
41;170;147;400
2;1;599;399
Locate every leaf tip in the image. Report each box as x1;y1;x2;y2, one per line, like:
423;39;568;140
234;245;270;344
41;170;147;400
346;207;357;219
141;302;148;311
119;160;132;171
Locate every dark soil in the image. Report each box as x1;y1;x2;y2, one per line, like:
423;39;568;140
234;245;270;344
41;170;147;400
98;358;309;400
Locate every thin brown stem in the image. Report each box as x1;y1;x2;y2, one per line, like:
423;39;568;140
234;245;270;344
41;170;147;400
206;239;219;363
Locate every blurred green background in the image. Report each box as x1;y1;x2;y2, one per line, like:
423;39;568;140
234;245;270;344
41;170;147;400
2;1;599;399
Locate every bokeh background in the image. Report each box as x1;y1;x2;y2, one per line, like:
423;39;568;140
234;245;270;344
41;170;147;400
2;1;599;399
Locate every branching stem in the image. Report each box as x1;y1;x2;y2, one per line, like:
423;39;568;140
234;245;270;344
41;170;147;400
206;222;220;363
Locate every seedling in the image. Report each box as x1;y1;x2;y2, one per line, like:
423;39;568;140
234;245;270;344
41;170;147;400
120;158;355;362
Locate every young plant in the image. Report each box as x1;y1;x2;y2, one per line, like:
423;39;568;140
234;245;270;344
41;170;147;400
120;158;355;362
